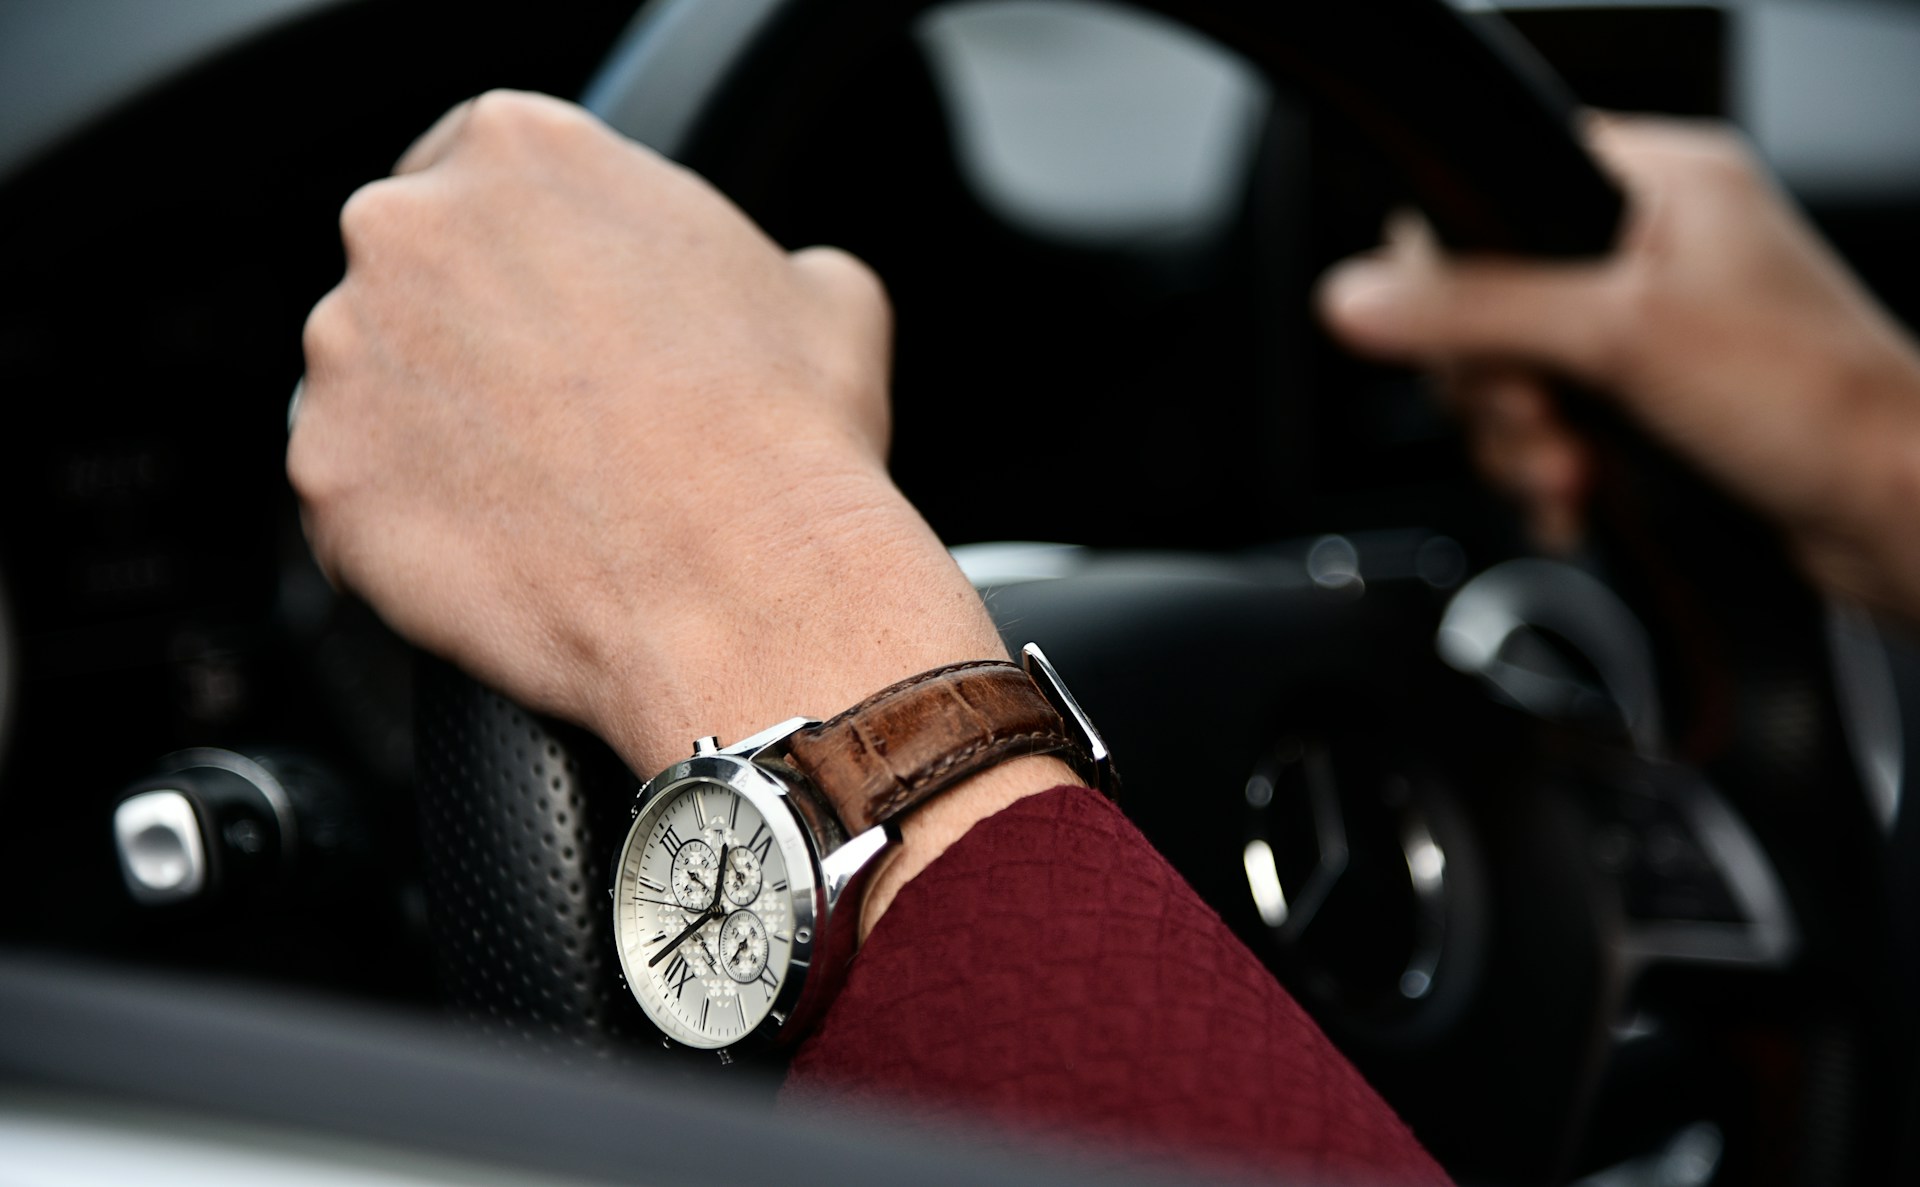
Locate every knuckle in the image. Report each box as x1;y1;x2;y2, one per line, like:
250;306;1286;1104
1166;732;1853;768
338;178;416;255
464;89;530;134
285;427;314;492
284;417;332;505
285;408;354;554
797;246;893;326
1697;136;1759;185
292;302;358;510
1660;120;1761;188
466;89;590;146
300;286;349;369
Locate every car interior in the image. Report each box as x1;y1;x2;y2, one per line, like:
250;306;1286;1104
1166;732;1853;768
3;1;1920;1184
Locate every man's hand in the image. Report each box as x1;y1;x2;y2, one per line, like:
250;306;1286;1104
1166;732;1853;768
1317;115;1920;618
292;91;1071;937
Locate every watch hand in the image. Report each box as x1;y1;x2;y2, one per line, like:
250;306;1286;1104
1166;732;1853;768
649;844;732;969
647;908;714;967
634;895;696;912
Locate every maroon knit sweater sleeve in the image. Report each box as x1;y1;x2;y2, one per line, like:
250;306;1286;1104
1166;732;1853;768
781;785;1451;1185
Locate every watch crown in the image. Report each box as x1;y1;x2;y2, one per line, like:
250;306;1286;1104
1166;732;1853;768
693;736;721;756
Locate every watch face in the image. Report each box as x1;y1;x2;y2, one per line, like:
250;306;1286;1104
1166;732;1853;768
613;769;809;1049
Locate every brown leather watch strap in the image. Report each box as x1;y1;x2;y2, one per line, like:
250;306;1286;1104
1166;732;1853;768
784;659;1086;834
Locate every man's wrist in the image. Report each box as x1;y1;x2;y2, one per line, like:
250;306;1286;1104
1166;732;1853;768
579;473;1009;778
557;464;1077;937
1790;329;1920;619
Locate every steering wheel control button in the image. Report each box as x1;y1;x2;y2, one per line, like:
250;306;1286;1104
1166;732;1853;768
111;748;368;913
114;790;207;904
1594;765;1797;970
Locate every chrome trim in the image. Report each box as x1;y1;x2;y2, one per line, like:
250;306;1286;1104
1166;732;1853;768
1305;534;1363;593
1617;768;1798;972
720;716;815;762
1397;815;1447;1000
1241;839;1289;928
1438;558;1665;755
1826;599;1903;833
1268;744;1349;944
820;825;890;903
1019;642;1116;796
113;789;207;904
1571;1120;1724;1187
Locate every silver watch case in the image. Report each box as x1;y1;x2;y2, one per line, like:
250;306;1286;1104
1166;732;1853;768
611;717;891;1058
611;643;1112;1058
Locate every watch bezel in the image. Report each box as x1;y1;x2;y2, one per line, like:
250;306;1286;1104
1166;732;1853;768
612;752;821;1052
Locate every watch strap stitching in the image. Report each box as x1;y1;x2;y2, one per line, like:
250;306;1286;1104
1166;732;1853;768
787;661;1086;834
806;658;1018;734
863;728;1083;826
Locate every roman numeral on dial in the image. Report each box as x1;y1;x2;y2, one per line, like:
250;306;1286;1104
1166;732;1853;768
665;954;696;999
660;825;685;857
748;823;773;863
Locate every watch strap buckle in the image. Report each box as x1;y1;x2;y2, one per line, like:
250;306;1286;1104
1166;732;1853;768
1020;642;1119;800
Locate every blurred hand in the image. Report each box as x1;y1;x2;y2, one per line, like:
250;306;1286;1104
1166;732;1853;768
1318;115;1920;617
292;91;1067;934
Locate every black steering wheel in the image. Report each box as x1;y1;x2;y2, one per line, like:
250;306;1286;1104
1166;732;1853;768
413;2;1900;1182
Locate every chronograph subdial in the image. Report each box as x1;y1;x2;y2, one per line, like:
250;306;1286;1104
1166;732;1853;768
719;909;771;984
669;839;719;909
723;844;763;905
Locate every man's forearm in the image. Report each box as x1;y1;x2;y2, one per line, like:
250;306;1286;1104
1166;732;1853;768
787;786;1454;1186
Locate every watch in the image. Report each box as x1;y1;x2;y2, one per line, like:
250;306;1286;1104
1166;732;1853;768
609;642;1114;1060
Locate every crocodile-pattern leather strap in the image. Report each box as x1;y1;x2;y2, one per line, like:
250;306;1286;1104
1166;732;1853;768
784;660;1085;834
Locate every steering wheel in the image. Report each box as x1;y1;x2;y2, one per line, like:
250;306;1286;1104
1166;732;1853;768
412;1;1899;1182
